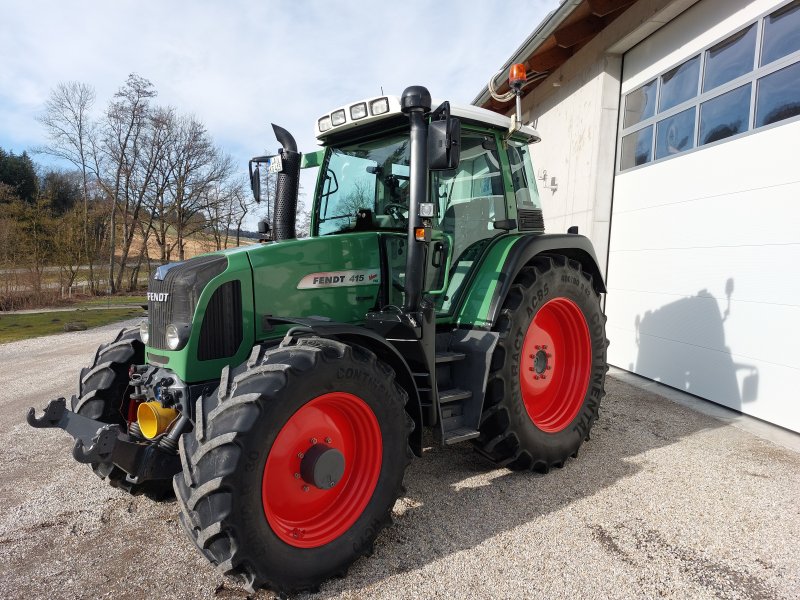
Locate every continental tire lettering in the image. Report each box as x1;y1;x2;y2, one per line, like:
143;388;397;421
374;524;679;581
336;367;388;397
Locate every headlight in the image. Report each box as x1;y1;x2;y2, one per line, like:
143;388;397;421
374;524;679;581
318;116;332;132
165;324;180;350
139;321;149;345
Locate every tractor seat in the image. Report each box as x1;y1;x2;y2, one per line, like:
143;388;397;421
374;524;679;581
353;209;376;231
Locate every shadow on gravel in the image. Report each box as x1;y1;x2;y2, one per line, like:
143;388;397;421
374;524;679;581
301;376;728;599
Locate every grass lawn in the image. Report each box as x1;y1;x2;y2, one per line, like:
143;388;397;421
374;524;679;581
74;295;146;308
0;308;145;344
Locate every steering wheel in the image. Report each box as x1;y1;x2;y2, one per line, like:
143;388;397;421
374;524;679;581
383;203;408;220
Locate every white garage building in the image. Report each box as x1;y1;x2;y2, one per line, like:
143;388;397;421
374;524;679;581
474;0;800;432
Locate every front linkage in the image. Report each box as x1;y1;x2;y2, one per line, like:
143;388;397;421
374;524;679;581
27;395;181;486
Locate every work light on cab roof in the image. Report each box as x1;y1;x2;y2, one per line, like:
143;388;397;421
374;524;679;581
316;96;395;137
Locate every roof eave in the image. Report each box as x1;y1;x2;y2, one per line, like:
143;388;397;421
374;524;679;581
471;0;584;107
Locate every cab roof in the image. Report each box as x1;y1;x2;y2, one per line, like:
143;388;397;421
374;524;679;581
315;94;540;144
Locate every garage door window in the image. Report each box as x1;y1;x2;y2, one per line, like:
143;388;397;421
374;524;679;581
756;60;800;127
660;56;700;111
761;0;800;66
702;25;756;92
656;108;695;158
699;84;751;145
621;126;653;170
618;0;800;172
623;79;656;127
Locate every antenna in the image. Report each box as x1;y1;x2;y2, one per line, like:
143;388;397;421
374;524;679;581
380;86;384;95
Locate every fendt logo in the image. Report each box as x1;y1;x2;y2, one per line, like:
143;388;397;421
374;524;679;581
147;292;170;302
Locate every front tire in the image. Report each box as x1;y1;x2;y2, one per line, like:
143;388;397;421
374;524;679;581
72;327;172;498
476;255;608;472
174;338;412;594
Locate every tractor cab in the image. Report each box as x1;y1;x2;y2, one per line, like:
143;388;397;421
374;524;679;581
251;90;544;322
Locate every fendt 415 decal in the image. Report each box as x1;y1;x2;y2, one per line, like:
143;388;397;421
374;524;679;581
296;269;381;289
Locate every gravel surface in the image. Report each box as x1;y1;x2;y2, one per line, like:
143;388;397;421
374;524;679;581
0;322;798;599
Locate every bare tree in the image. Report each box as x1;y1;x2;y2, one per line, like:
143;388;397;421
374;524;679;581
37;82;99;289
98;73;157;292
164;116;233;260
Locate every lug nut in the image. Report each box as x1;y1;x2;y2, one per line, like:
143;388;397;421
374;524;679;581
302;485;310;492
535;345;540;350
547;366;552;370
325;437;332;444
534;375;539;380
547;353;552;358
310;437;317;444
529;367;534;371
543;345;548;349
294;472;300;479
297;452;304;459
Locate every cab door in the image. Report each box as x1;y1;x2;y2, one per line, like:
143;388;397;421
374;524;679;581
424;130;509;313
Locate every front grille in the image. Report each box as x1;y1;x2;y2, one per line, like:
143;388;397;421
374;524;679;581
518;208;545;232
198;281;243;360
148;255;227;349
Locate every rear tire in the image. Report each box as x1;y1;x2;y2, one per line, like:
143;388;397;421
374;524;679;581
73;327;172;499
174;337;412;594
476;255;608;472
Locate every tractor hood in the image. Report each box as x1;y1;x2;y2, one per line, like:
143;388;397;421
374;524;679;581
143;230;384;383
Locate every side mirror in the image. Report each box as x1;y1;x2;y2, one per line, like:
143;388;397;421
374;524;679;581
248;154;283;203
428;102;461;171
249;161;261;203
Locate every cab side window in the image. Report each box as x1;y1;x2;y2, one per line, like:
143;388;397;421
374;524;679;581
433;133;506;261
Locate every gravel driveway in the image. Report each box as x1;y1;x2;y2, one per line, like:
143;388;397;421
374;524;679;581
0;323;798;599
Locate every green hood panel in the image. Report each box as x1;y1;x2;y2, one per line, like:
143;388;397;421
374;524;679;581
247;232;383;339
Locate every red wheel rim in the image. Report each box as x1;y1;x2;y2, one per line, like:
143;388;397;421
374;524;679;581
519;297;592;433
262;392;382;548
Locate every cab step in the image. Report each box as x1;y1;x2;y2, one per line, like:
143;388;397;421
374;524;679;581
443;427;481;445
434;351;466;364
438;388;472;404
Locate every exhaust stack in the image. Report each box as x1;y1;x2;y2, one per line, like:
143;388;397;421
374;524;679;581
271;124;301;241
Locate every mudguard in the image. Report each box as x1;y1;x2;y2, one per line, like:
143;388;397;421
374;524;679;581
457;233;606;330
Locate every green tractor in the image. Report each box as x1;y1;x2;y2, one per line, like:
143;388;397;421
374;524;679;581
29;83;608;594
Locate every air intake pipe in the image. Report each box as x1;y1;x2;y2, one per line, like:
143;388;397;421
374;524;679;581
271;123;301;241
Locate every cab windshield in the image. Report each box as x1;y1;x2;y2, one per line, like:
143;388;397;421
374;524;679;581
316;133;410;236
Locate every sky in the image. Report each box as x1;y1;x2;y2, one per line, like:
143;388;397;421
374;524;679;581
0;0;558;226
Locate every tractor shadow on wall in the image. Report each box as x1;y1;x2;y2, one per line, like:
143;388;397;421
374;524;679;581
293;375;736;597
630;277;759;414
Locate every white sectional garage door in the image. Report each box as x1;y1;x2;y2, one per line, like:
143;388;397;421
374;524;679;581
604;0;800;432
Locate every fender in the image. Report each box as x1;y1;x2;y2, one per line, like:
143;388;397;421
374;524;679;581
267;318;424;456
457;233;606;330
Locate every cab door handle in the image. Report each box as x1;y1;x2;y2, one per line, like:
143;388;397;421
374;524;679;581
431;241;445;268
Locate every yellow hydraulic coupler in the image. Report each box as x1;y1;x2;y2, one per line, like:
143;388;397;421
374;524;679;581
137;402;179;439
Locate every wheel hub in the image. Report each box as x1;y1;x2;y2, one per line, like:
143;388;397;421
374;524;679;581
533;349;549;375
301;443;345;489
